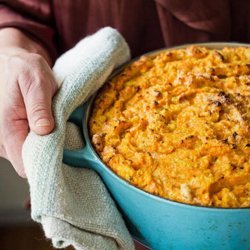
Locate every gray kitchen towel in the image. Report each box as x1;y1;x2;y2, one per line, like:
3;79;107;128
22;27;135;250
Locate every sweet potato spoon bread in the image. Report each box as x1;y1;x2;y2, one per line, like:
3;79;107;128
90;46;250;208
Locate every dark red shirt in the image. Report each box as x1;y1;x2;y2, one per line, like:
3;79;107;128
0;0;249;61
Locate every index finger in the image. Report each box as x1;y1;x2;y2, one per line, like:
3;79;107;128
4;116;28;178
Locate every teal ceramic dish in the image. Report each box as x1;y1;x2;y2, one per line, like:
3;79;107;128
63;43;250;250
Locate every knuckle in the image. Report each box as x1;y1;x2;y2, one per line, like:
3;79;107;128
29;102;48;116
7;54;23;67
29;53;47;69
19;69;53;99
6;53;55;97
20;75;47;103
7;57;45;95
30;52;43;61
28;103;51;126
20;70;42;92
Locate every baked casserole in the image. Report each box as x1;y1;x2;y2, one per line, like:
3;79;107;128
90;46;250;208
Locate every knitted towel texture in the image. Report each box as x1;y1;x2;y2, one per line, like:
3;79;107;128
22;27;134;250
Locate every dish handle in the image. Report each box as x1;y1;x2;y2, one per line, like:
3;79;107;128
63;104;99;171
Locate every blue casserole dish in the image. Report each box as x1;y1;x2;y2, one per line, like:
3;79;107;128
63;43;250;250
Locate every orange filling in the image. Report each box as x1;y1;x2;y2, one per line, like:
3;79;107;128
90;46;250;207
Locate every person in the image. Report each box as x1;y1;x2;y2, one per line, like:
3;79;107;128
0;1;249;249
1;0;249;177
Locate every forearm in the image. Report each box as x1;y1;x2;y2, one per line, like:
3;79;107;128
0;27;52;66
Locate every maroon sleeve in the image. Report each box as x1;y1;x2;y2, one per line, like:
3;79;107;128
155;0;231;46
0;1;57;60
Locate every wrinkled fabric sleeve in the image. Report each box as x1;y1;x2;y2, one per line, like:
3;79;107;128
155;0;231;46
0;1;57;60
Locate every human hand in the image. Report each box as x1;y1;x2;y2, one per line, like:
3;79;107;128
0;47;57;177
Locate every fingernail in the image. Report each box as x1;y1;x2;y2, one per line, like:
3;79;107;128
35;118;51;127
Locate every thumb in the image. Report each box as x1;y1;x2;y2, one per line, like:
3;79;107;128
20;74;56;135
27;96;54;135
